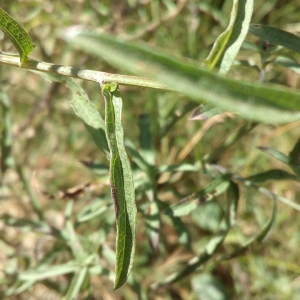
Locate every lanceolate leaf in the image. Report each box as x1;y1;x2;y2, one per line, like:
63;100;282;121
206;0;253;75
102;83;137;289
246;169;297;182
65;31;300;124
65;79;109;155
0;8;35;63
249;24;300;55
34;72;109;155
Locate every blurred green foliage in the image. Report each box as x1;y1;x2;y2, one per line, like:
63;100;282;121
0;0;300;299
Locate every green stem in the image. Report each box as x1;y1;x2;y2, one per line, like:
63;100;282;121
0;51;172;91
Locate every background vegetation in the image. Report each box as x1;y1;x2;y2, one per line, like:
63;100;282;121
0;0;300;299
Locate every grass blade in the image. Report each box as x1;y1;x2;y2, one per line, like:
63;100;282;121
206;0;253;74
0;8;35;63
102;83;137;289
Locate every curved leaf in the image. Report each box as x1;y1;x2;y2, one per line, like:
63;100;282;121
0;8;35;63
102;83;136;289
206;0;253;75
32;72;109;155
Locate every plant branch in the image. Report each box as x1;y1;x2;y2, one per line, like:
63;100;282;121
0;51;172;91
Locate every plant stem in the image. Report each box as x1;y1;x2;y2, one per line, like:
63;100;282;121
0;51;172;91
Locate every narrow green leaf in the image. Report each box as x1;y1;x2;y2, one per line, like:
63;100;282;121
249;24;300;55
32;72;109;155
76;199;111;223
165;178;230;217
65;79;109;155
170;216;192;250
212;164;300;211
246;169;297;182
153;181;239;286
258;147;289;164
259;143;300;179
63;267;88;300
63;216;87;261
1;216;61;238
274;56;300;75
219;182;277;261
102;83;137;289
158;163;202;173
0;8;35;63
164;194;203;217
65;31;300;124
206;0;253;75
19;261;81;281
5;280;36;297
